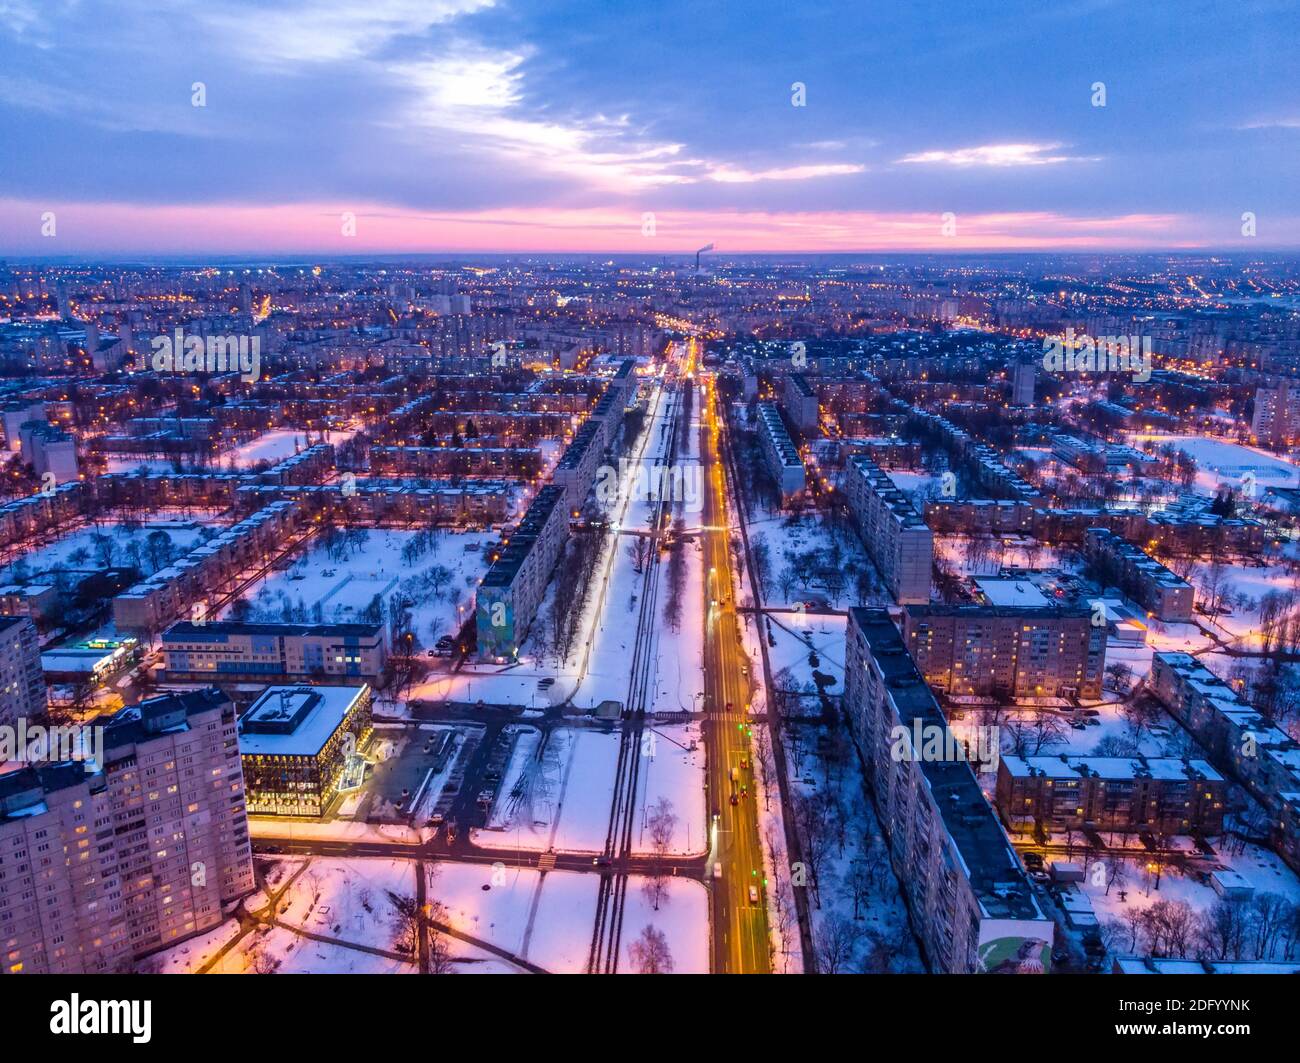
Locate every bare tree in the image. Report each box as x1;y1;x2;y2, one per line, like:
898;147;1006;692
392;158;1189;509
814;914;858;974
627;924;674;974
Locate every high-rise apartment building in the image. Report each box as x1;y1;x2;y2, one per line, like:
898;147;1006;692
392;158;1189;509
0;688;254;974
901;604;1107;701
843;454;932;604
843;609;1053;973
0;615;45;729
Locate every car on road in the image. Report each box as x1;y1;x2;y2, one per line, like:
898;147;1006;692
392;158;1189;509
748;885;759;904
729;793;739;806
429;812;445;826
1022;852;1045;870
713;862;722;879
476;789;495;807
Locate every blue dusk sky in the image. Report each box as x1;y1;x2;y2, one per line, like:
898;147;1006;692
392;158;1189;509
0;0;1297;254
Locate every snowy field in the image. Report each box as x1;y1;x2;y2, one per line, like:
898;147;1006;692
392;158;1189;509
1;519;209;580
431;861;708;973
274;857;415;948
231;428;315;467
767;612;846;699
472;724;706;857
224;526;489;646
1132;432;1300;496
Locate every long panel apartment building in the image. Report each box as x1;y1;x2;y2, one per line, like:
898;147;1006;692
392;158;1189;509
901;603;1107;701
756;402;805;502
0;688;254;974
996;755;1226;836
781;372;819;434
843;609;1053;974
1082;527;1194;622
160;621;387;683
1151;652;1300;873
844;454;932;604
476;484;568;661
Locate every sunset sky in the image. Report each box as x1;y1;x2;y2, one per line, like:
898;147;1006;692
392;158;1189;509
1;0;1297;256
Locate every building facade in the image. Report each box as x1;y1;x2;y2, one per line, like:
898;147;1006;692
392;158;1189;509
844;454;932;604
901;604;1107;701
0;615;45;729
238;684;373;817
161;621;386;683
843;609;1053;974
0;688;254;974
996;755;1226;836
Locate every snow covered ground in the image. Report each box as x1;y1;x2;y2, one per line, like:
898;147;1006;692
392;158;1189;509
767;612;846;699
472;724;706;856
781;720;924;973
1132;432;1300;497
224;527;488;647
2;519;209;580
231;429;315;467
431;861;708;973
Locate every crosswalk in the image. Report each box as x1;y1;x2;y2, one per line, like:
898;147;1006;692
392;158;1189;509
537;851;557;872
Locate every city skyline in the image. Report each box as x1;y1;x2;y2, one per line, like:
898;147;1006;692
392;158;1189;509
1;0;1298;255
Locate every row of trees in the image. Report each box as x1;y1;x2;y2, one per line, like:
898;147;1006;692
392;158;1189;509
1104;891;1300;964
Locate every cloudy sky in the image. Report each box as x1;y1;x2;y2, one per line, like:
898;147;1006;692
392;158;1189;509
0;0;1297;255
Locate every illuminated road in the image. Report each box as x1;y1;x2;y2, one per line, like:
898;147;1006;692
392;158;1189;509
699;360;771;974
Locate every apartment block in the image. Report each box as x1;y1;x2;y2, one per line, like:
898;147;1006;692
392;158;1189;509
843;609;1053;973
923;498;1035;536
756;402;806;502
996;755;1226;836
113;499;303;634
161;621;386;683
843;454;932;604
476;484;568;661
1083;527;1194;622
901;604;1106;701
781;372;820;434
0;615;45;729
552;419;606;512
0;688;254;974
1251;378;1300;447
1151;653;1300;873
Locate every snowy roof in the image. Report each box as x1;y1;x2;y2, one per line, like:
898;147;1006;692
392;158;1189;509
238;684;367;758
973;578;1050;608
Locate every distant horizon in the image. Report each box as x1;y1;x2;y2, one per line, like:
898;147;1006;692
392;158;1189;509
5;248;1300;269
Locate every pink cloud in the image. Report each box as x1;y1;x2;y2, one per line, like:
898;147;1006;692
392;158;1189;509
0;198;1290;254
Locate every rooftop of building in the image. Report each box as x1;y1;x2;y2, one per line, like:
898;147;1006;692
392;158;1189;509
163;620;383;640
238;684;368;758
1001;754;1223;783
849;607;1043;923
